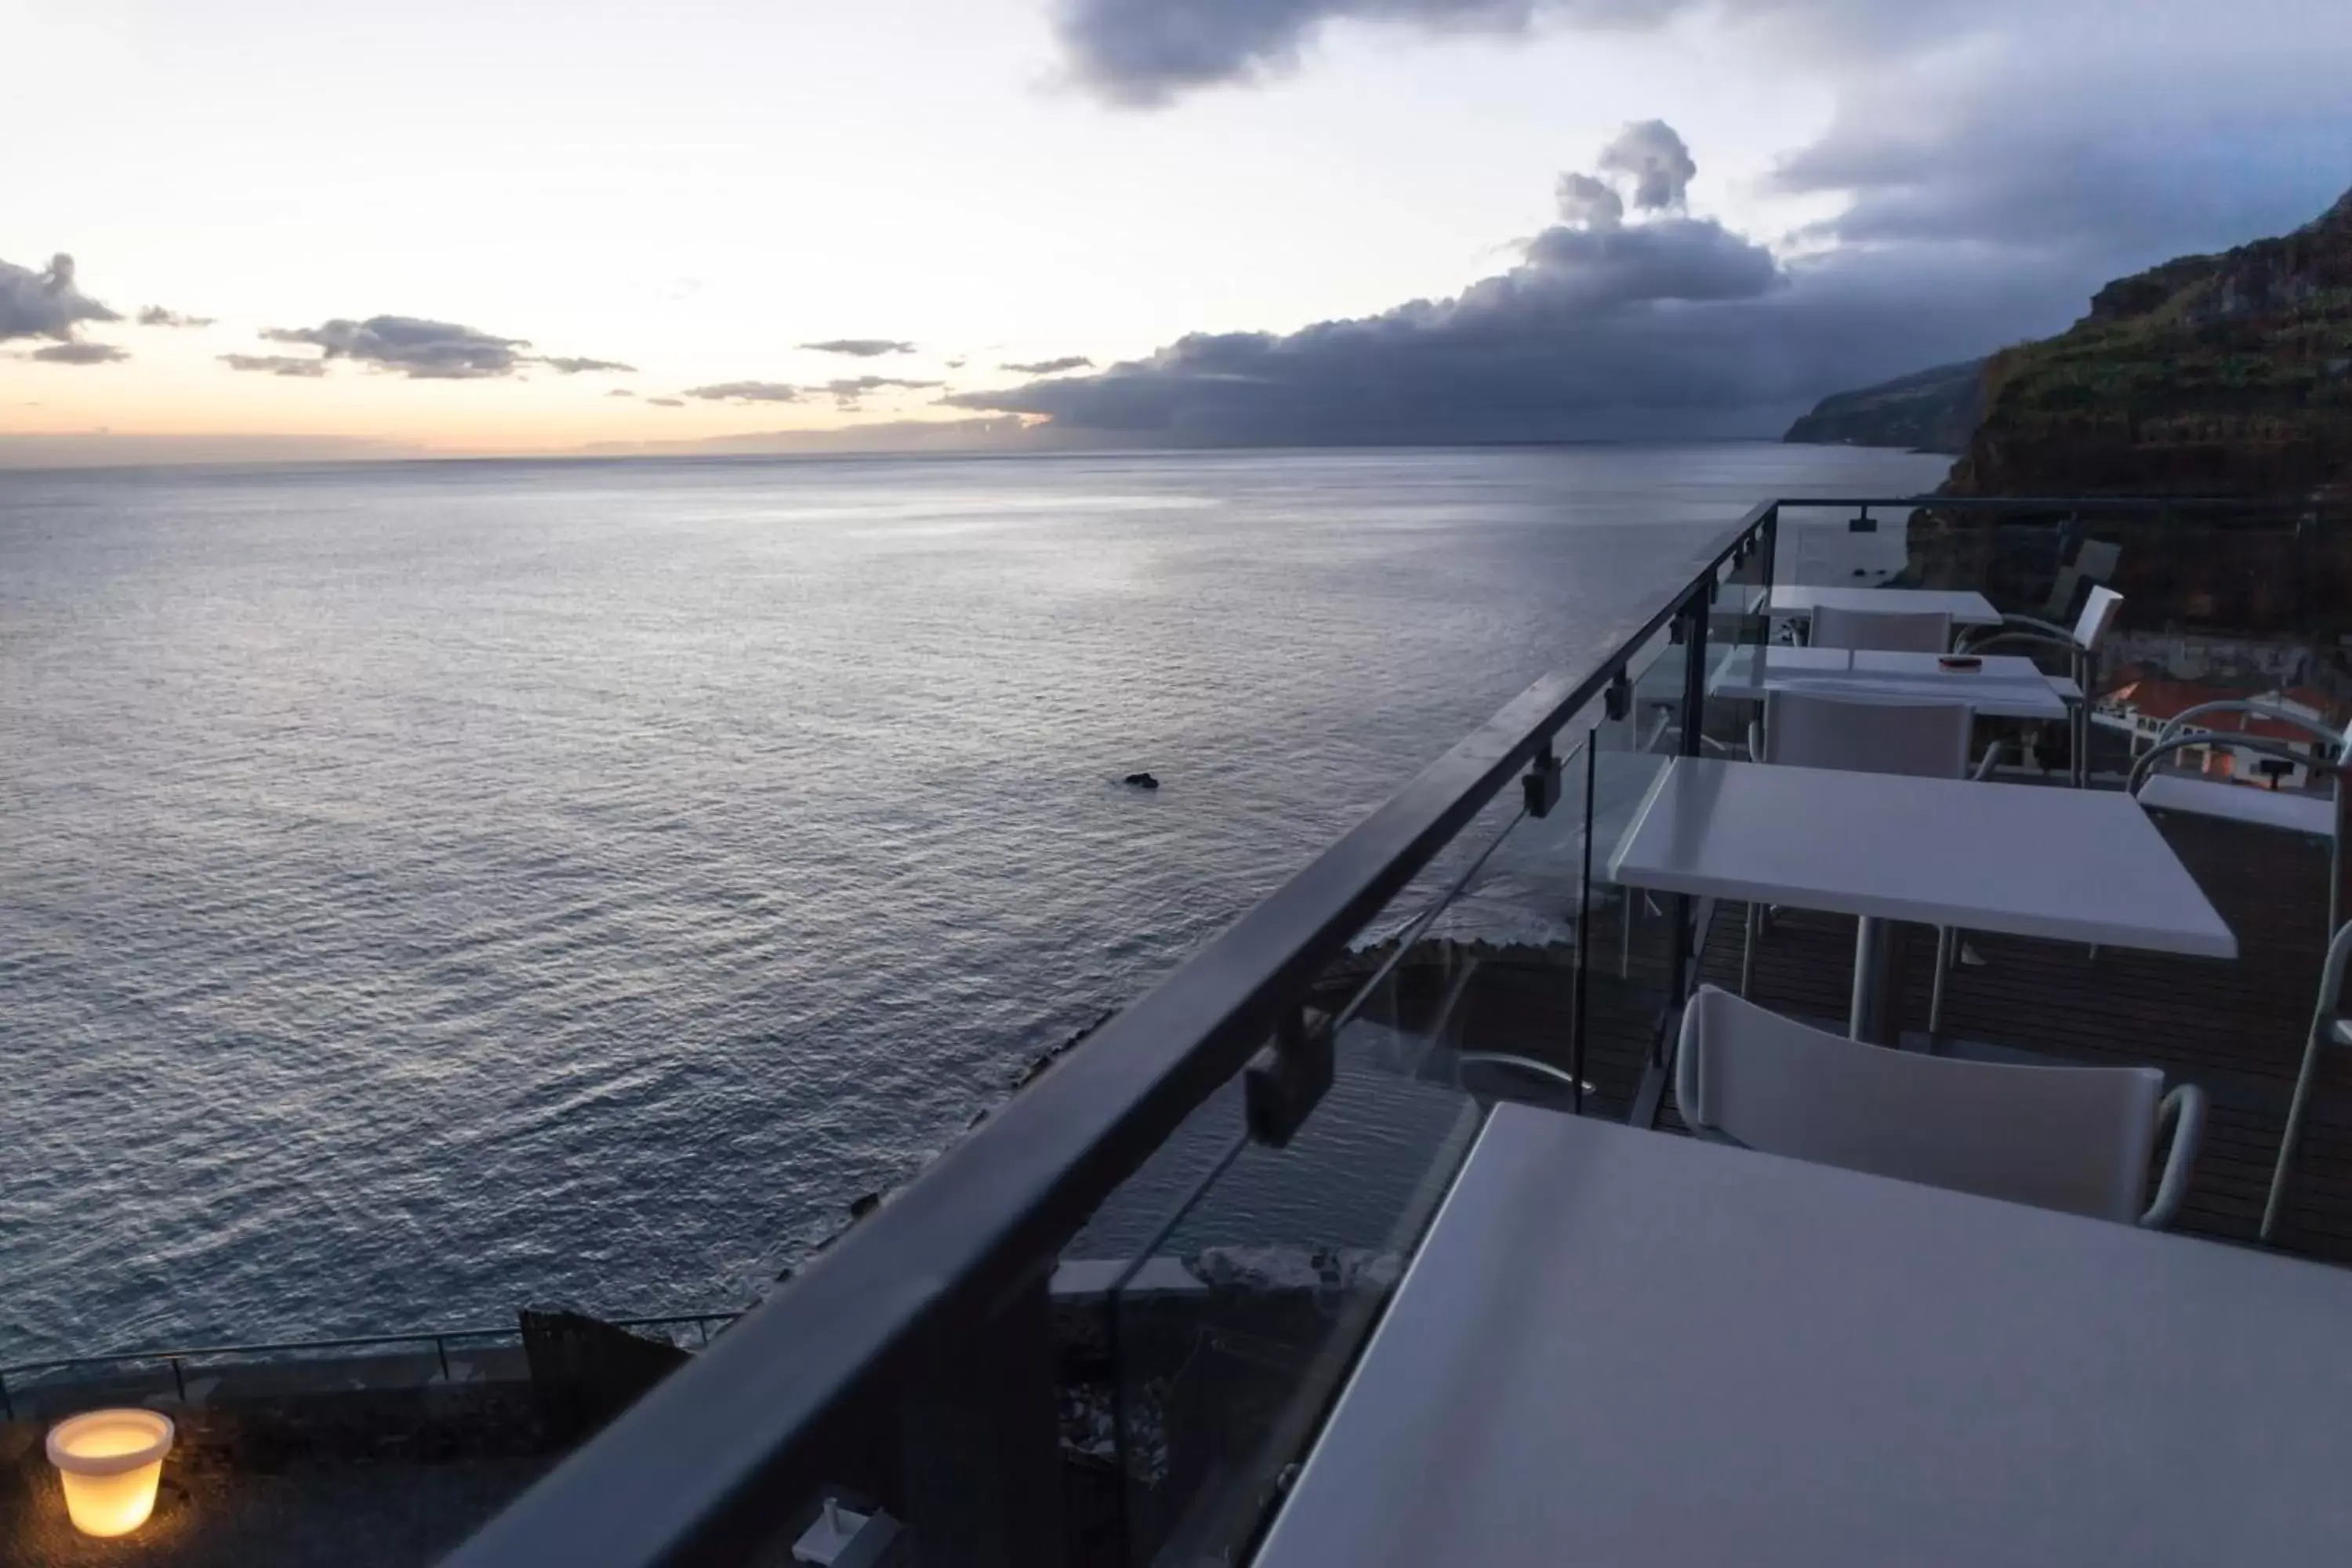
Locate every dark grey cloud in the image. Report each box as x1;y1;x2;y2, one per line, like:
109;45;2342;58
684;381;804;402
648;397;685;407
262;315;528;379
947;121;2082;445
824;375;944;407
220;353;330;377
1554;172;1622;230
1596;120;1695;211
539;355;637;374
1773;45;2352;268
30;341;129;365
1001;355;1095;374
798;338;916;357
605;387;637;397
1058;0;1553;103
136;306;214;328
0;253;118;343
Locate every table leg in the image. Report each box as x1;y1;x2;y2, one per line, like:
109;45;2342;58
1849;916;1896;1044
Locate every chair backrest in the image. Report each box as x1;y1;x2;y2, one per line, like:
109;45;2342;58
1677;987;2164;1224
1762;691;1973;779
2072;585;2124;653
1809;604;1952;653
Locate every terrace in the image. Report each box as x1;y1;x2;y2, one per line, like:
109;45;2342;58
16;495;2352;1567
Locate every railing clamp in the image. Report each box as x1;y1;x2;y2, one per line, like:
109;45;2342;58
1523;742;1562;819
1247;1007;1334;1149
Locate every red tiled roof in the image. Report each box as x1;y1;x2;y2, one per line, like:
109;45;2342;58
2274;686;2352;726
2104;679;2235;722
2105;680;2341;745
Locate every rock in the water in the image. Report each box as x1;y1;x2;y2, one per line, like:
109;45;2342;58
1122;771;1160;789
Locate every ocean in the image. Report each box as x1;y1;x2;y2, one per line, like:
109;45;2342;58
0;443;1944;1357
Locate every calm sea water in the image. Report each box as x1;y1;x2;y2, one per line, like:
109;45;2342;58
0;445;1943;1357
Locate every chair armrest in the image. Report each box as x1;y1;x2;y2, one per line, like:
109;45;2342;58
1452;1053;1591;1094
2129;732;2316;795
1973;738;2004;781
1957;615;2074;655
1675;1006;1705;1130
2155;700;2344;750
2139;1083;2205;1229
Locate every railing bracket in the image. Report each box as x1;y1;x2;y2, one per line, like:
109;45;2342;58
1523;743;1563;818
1247;1007;1335;1148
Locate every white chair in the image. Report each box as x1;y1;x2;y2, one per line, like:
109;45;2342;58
2264;920;2352;1242
1958;584;2124;786
2129;702;2344;938
1679;986;2205;1228
1742;691;2000;1036
1759;688;1980;779
1809;604;1952;654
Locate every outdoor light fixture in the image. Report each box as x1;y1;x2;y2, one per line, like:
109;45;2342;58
47;1408;175;1537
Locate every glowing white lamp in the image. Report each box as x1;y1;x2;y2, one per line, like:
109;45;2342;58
47;1409;175;1537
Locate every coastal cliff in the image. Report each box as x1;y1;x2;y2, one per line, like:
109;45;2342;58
1781;358;1985;453
1947;187;2352;498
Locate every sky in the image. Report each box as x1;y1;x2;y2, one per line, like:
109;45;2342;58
2;0;2347;463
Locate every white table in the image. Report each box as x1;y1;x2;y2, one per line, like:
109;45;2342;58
1255;1106;2352;1568
1711;645;2073;720
1769;585;2000;626
1607;757;2235;1040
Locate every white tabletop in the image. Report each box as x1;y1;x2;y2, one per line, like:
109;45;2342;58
1257;1107;2352;1568
1607;757;2236;956
2137;773;2336;837
1712;645;2071;720
1769;585;2001;626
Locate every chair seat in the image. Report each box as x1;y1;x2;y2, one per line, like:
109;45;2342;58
2136;774;2335;837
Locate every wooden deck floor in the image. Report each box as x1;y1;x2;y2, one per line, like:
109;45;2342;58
1377;804;2352;1266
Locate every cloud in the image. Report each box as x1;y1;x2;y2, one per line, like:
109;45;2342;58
823;375;943;407
220;353;330;377
539;355;637;374
1058;0;1745;104
648;397;685;407
262;315;529;379
1554;172;1623;230
1597;119;1696;211
684;381;804;402
947;120;2074;444
0;253;118;343
1000;355;1095;374
605;387;637;397
798;338;916;357
30;341;129;365
136;306;214;328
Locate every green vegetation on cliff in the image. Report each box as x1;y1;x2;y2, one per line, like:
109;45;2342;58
1947;187;2352;496
1782;358;1986;453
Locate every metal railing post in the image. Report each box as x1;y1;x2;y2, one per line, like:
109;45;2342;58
897;1264;1064;1568
1659;586;1715;1065
1572;738;1595;1117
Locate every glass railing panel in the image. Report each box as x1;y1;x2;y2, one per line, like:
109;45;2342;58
1774;500;1911;591
1579;621;1692;1092
1065;758;1617;1566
